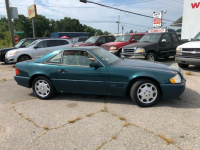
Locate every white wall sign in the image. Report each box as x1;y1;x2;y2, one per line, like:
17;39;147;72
182;0;200;39
153;12;162;27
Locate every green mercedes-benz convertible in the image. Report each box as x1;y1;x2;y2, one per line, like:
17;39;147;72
14;46;186;107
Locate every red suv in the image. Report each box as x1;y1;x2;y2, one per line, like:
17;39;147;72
101;33;145;56
73;35;115;47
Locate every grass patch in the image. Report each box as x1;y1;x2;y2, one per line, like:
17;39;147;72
68;117;81;123
86;113;95;117
43;126;50;130
158;134;174;144
112;134;117;140
123;122;130;127
119;116;126;121
186;71;193;75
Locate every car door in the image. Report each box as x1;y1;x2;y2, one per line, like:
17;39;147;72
56;50;109;95
158;33;172;56
32;40;48;59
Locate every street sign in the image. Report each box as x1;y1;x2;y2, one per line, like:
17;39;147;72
10;7;19;19
27;4;37;19
153;12;162;27
14;31;24;34
14;35;19;43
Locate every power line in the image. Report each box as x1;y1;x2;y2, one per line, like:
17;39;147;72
154;0;182;9
80;20;150;29
114;0;154;6
85;0;175;22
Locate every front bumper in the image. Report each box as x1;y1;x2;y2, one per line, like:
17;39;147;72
109;50;118;55
14;76;31;88
121;52;146;59
5;56;18;63
160;79;186;100
175;56;200;65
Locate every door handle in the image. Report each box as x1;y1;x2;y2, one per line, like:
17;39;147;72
58;69;67;73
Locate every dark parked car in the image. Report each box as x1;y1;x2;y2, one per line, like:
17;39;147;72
73;35;115;47
0;38;39;63
101;33;145;56
121;32;180;61
14;46;185;107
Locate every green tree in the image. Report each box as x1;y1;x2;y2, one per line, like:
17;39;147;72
43;30;50;37
130;30;133;33
176;29;181;32
103;31;110;35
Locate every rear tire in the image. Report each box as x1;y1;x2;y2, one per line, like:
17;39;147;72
146;52;157;61
130;79;160;107
17;55;31;62
178;63;189;68
32;76;55;99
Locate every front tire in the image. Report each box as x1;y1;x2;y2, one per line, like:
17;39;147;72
32;76;55;99
3;56;8;64
146;52;157;61
178;63;189;68
17;55;31;62
130;79;160;107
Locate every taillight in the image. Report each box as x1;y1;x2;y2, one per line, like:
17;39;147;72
15;68;20;75
71;45;74;47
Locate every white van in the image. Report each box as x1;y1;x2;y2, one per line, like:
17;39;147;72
5;39;72;63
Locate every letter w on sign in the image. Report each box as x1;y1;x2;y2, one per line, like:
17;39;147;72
191;2;200;9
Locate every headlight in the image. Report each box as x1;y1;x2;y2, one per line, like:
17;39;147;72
122;48;124;52
135;48;145;53
8;51;18;56
176;47;182;51
110;46;117;50
170;74;181;84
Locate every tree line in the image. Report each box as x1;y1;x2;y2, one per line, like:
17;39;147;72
0;14;110;47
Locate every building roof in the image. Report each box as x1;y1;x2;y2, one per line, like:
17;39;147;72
170;17;182;27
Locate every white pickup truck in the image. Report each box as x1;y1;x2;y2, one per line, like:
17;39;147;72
175;32;200;68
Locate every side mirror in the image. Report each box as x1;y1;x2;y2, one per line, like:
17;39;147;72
161;39;167;43
20;45;26;48
90;61;102;69
34;45;39;49
131;39;136;43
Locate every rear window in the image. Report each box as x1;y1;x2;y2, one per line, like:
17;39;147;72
107;36;115;42
57;40;69;45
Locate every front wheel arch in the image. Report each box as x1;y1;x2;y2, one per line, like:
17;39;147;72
17;54;32;62
126;77;162;96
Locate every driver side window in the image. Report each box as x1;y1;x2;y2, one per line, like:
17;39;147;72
161;34;171;43
62;50;96;66
37;41;47;48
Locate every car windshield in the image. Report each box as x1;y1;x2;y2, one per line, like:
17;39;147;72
91;48;120;65
115;35;132;42
139;34;161;43
15;39;25;48
85;37;98;43
26;40;39;48
193;32;200;41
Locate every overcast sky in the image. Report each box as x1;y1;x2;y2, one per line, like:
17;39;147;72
0;0;183;34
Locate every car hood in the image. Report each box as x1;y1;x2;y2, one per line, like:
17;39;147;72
123;42;155;49
102;42;127;46
0;47;16;52
178;41;200;48
113;59;180;72
8;47;31;52
74;42;94;46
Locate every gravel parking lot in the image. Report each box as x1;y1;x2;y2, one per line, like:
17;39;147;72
0;58;200;150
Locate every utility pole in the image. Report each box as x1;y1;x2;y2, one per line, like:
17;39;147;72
5;0;15;46
116;15;120;34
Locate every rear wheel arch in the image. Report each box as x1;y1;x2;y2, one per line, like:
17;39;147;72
126;76;162;96
30;74;52;88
